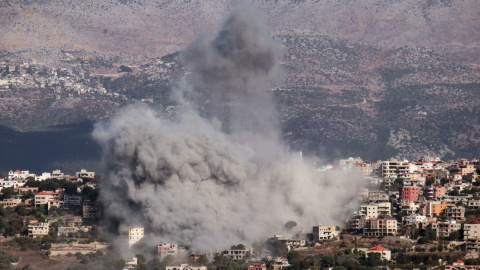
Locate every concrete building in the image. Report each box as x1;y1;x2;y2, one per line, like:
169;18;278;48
222;247;254;261
444;206;465;221
120;227;144;247
312;224;338;240
28;222;49;237
51;170;65;179
248;262;267;270
82;200;102;218
157;242;186;260
166;264;207;270
400;183;421;203
363;215;397;237
464;217;480;251
75;169;95;179
426;220;461;240
0;198;22;208
366;245;391;261
35;191;62;206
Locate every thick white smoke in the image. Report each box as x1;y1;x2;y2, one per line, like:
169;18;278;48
93;5;365;252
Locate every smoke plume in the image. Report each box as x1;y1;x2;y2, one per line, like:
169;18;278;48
93;5;365;252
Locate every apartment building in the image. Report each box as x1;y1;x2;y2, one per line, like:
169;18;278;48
363;215;397;237
120;227;144;247
464;217;480;251
312;224;338;241
28;222;49;237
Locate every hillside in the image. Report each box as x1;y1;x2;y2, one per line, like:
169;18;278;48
1;0;479;64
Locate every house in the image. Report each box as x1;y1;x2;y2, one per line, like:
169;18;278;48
166;263;207;270
157;242;186;260
51;170;65;179
268;235;306;248
445;259;480;269
17;187;39;194
28;222;49;237
124;256;138;270
222;247;254;261
272;257;290;270
0;198;22;208
312;224;338;240
35;172;52;181
248;262;266;270
120;227;144;247
35;191;61;206
65;217;83;227
58;226;77;236
75;169;95;179
366;245;391;261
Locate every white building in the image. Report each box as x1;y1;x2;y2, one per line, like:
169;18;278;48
51;170;65;179
120;227;144;247
166;264;207;270
36;172;52;181
8;170;34;180
28;222;50;237
366;245;391;261
75;169;95;179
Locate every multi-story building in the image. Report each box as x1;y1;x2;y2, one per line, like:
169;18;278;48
35;191;62;206
75;169;95;179
444;206;465;221
363;215;397;237
120;227;144;247
82;200;102;218
403;215;427;226
312;224;338;241
51;170;65;179
381;158;404;178
426;220;461;240
28;222;49;237
354;162;373;176
347;215;367;231
424;186;446;200
0;198;22;208
431;201;455;216
222;247;254;261
157;242;186;260
400;183;421;203
464;217;480;251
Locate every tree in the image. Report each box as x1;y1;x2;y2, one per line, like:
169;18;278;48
285;221;297;230
287;250;301;264
136;254;147;264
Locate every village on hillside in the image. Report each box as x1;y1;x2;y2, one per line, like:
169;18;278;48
0;156;480;269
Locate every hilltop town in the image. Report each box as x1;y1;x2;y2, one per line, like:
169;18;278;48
0;156;480;269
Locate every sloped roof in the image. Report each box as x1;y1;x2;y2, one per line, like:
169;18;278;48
466;217;480;224
368;245;390;252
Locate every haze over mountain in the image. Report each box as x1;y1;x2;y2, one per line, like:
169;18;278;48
1;0;479;173
1;0;479;64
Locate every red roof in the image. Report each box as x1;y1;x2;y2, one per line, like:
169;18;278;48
454;259;464;263
466;217;480;224
368;245;390;252
36;192;60;196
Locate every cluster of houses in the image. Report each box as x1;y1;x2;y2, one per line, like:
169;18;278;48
342;156;480;251
0;169;102;238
